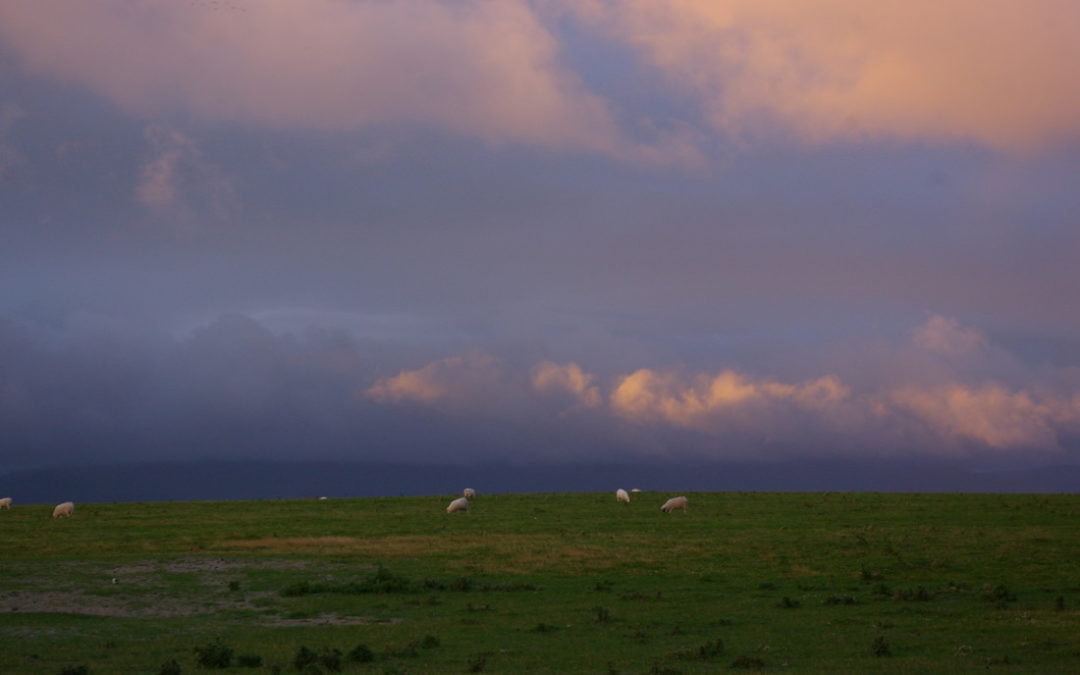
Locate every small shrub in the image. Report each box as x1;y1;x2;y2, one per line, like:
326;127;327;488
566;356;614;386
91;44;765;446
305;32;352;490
824;595;858;605
384;641;419;658
870;636;891;657
595;580;614;592
776;596;800;609
346;644;375;663
893;586;930;601
235;654;262;668
677;638;725;660
317;648;342;672
531;623;559;633
982;584;1017;607
729;655;765;669
158;659;182;675
467;653;488;672
228;581;241;592
193;639;233;669
293;646;317;670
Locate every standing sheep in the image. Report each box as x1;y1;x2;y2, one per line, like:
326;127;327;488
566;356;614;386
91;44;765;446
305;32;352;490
52;501;75;518
0;497;11;509
446;497;470;513
463;488;476;500
616;489;630;503
660;496;688;513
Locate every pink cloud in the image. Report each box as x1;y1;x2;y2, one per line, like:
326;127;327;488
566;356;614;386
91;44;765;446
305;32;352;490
365;352;506;409
911;315;987;358
0;0;694;164
366;317;1080;458
564;0;1080;151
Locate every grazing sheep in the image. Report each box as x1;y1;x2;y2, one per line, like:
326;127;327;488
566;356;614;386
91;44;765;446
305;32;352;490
630;488;641;493
52;501;74;518
0;497;11;509
660;496;688;513
616;489;630;503
446;497;470;513
463;488;476;500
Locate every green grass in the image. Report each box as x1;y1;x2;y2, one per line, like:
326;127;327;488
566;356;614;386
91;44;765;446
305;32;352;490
1;491;1078;673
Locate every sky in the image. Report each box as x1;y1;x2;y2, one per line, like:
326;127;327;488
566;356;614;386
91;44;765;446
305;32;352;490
2;1;1080;477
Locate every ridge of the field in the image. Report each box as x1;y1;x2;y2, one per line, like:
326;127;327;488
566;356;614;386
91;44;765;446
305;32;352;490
3;459;1080;505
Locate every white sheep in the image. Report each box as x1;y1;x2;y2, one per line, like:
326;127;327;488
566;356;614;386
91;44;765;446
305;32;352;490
0;497;11;509
660;496;688;513
630;488;641;493
52;501;75;518
463;488;476;500
446;497;470;513
616;489;630;503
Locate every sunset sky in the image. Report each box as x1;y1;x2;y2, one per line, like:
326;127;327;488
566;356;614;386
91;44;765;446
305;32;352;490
2;1;1079;478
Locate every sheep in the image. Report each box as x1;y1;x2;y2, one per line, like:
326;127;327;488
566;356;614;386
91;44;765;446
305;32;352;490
52;501;74;518
446;497;470;513
630;488;641;493
660;496;688;513
616;488;630;503
463;488;476;500
0;497;11;510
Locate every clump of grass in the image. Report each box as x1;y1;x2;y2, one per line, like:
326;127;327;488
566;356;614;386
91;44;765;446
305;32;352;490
1055;595;1066;611
871;582;892;596
594;606;611;623
675;638;725;660
193;639;233;668
531;622;559;633
292;646;317;671
594;580;614;591
466;653;489;672
57;666;90;675
384;641;420;658
893;586;930;601
824;595;858;605
227;581;241;592
776;596;800;608
419;635;440;648
860;566;885;582
729;655;765;669
345;644;375;663
982;584;1017;607
235;653;262;668
870;636;891;657
281;565;412;597
157;659;181;675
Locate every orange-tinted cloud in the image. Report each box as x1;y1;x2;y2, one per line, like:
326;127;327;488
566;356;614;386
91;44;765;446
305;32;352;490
532;361;601;407
0;0;696;163
912;315;987;357
564;0;1080;151
367;324;1080;457
365;352;504;407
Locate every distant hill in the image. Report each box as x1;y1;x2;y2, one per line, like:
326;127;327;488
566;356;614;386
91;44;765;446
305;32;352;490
1;459;1078;504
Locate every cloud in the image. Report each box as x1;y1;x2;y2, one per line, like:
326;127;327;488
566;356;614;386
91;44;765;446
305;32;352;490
0;103;25;177
0;0;694;164
135;124;237;224
531;361;601;407
366;352;506;409
365;317;1080;458
912;315;987;358
888;383;1063;450
563;0;1080;151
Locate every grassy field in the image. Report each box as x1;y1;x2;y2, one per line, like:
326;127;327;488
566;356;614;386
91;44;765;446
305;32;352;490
1;491;1079;673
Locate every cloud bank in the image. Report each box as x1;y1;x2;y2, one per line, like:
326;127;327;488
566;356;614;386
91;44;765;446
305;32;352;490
3;0;1078;160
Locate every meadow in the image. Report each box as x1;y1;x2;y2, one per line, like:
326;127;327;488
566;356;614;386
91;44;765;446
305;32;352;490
1;491;1078;673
